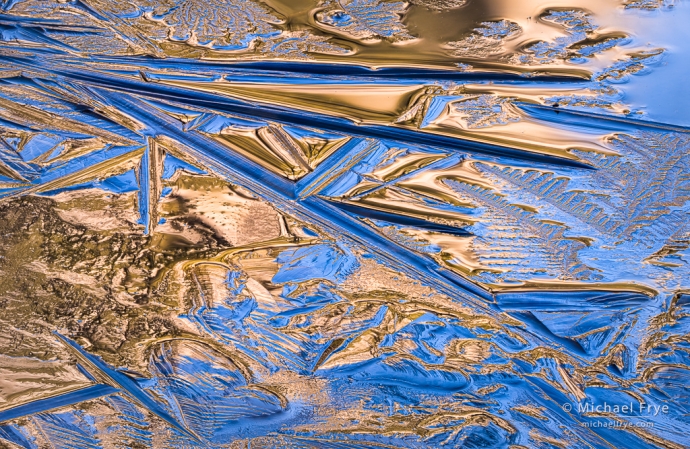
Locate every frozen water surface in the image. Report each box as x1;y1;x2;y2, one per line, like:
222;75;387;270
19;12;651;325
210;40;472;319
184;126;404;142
0;0;689;447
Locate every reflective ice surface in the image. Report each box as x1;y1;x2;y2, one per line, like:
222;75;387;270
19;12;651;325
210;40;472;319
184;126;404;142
0;0;689;447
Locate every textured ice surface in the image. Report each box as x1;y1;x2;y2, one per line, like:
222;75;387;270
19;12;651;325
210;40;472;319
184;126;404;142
0;0;689;448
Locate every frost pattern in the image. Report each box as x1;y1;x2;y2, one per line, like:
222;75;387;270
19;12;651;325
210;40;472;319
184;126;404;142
316;0;414;42
448;20;521;58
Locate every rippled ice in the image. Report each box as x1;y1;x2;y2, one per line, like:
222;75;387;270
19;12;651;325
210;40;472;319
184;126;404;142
0;0;689;448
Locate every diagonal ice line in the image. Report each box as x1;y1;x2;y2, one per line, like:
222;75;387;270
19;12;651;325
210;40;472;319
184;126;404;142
0;144;144;200
348;152;464;200
0;142;38;182
320;197;473;236
54;332;203;443
0;136;39;181
6;52;690;145
137;138;163;235
517;103;690;134
295;138;380;198
0;384;120;424
8;56;594;169
0;14;83;54
62;55;592;83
